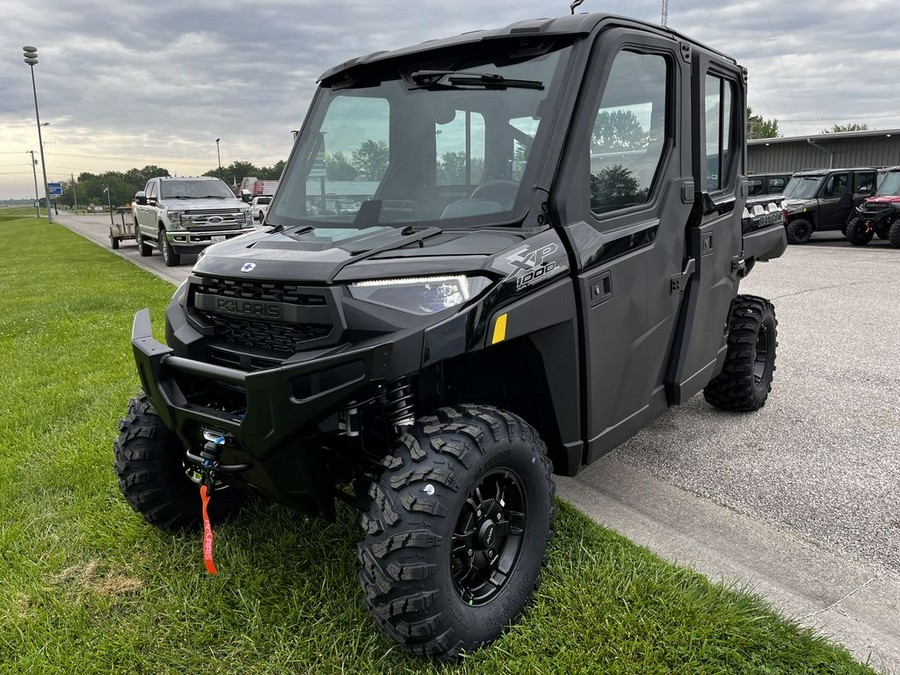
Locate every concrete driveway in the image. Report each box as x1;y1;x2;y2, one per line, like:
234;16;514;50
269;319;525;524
56;212;900;672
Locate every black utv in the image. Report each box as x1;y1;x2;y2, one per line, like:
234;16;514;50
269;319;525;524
781;167;877;244
114;11;786;661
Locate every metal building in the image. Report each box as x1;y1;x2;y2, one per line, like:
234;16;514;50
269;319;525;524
748;128;900;174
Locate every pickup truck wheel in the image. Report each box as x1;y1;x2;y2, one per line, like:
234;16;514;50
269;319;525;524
785;218;812;244
889;221;900;248
114;393;246;531
704;295;777;412
357;405;554;662
160;229;181;266
845;218;873;246
135;226;153;257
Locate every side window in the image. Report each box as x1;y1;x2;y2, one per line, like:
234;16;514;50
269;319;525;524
747;178;763;196
436;111;485;187
704;74;736;191
146;181;157;199
589;50;669;215
769;177;786;193
854;171;876;194
823;173;848;198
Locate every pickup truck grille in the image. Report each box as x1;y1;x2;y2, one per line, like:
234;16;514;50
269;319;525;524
181;209;247;230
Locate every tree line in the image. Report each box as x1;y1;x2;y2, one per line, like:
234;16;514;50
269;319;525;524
55;160;285;209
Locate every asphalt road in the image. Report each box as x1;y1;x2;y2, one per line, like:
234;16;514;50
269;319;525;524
56;212;900;670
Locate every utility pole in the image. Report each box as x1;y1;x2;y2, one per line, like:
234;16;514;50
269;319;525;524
23;46;53;223
661;0;669;26
27;150;41;218
216;137;222;180
71;173;78;213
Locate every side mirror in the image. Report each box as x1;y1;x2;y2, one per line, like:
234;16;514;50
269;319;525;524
134;191;147;206
241;189;252;203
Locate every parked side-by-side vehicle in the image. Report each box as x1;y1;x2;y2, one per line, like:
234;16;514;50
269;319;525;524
781;167;877;244
114;12;786;661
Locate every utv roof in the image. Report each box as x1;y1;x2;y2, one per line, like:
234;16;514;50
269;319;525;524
792;167;877;177
319;12;736;83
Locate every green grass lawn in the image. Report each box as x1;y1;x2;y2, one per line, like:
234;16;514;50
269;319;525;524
0;208;875;674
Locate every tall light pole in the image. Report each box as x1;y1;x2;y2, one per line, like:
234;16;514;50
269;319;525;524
104;185;114;228
23;46;53;223
215;137;222;180
27;150;41;218
661;0;670;26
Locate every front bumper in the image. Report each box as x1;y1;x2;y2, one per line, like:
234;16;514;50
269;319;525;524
131;308;394;515
166;228;253;254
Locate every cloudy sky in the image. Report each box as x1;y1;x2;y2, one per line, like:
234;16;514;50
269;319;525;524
1;0;898;199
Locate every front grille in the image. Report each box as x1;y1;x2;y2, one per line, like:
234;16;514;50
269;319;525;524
182;210;246;230
192;275;337;357
197;277;327;306
211;315;331;355
860;202;893;213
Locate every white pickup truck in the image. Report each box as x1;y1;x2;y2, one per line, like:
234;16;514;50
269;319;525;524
132;176;253;266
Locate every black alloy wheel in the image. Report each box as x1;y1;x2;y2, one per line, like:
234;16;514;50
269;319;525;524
785;218;813;244
450;469;526;606
357;404;554;661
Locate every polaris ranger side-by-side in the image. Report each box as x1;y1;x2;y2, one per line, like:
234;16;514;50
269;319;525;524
115;12;786;661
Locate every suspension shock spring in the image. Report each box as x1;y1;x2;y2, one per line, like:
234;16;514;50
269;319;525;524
385;378;415;431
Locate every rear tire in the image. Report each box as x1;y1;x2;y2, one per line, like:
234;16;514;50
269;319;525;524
785;218;812;244
845;218;873;246
110;233;120;250
357;405;554;661
889;220;900;248
114;394;245;531
704;295;777;412
160;229;181;266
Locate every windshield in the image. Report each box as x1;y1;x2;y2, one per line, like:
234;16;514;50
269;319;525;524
161;179;234;199
269;41;572;229
783;175;822;200
876;171;900;196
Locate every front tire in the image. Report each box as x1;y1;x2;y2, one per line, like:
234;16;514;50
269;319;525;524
845;218;873;246
135;225;153;257
785;218;813;244
704;295;778;412
357;405;554;661
889;220;900;248
160;229;181;266
114;394;245;530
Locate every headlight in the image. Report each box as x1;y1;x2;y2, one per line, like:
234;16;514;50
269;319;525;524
167;211;185;230
349;275;492;315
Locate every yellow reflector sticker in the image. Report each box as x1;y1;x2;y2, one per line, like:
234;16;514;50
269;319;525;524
491;313;508;345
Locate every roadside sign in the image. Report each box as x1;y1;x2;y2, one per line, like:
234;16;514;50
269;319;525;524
47;182;63;196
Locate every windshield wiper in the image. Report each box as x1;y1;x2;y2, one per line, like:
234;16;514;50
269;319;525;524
200;195;225;199
410;70;543;91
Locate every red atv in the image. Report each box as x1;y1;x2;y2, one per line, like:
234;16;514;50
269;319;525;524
846;166;900;247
